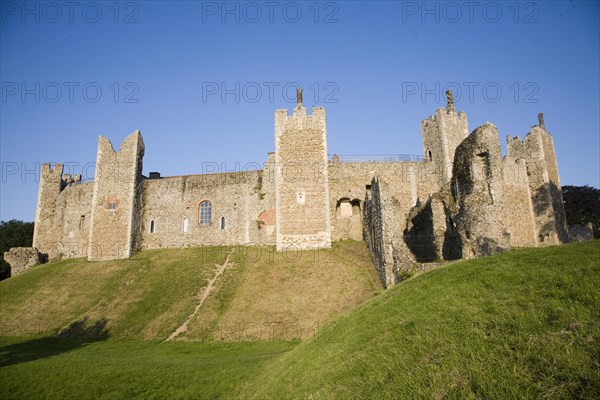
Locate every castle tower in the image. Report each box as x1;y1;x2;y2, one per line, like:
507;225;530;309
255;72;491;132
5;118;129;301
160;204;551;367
32;163;65;259
274;88;331;251
506;114;568;245
421;90;469;184
88;131;145;260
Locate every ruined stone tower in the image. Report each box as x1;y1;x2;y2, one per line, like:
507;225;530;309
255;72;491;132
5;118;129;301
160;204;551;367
88;131;145;260
274;90;331;251
421;90;469;183
32;163;64;259
505;114;568;245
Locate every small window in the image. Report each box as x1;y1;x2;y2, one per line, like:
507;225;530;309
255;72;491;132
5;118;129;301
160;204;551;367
220;216;225;230
183;218;189;233
199;201;212;225
428;150;432;161
150;220;155;233
105;195;118;211
79;215;85;230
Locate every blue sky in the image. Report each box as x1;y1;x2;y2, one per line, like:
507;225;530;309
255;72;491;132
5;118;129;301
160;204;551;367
1;0;599;221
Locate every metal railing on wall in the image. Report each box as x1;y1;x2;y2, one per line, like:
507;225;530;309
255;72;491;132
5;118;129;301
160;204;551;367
328;154;425;163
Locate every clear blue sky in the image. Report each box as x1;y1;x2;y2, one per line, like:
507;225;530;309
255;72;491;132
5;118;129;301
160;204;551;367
1;0;599;222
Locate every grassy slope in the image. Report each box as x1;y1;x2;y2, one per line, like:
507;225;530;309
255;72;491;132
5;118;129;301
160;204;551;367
0;241;598;399
244;241;600;399
0;241;380;341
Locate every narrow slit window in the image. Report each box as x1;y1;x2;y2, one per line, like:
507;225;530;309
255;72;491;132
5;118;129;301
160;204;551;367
150;220;155;233
220;216;225;230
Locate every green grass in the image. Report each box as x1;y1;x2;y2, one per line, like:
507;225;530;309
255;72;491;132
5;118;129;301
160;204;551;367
244;241;600;399
1;241;599;399
0;337;296;400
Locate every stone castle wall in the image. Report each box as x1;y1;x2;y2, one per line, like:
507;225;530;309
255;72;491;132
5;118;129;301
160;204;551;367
28;93;570;289
364;106;570;285
328;160;441;242
32;164;94;260
140;170;274;249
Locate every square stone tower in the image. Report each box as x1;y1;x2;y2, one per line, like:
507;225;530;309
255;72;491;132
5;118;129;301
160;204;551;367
421;90;469;184
88;130;145;260
506;114;569;245
274;89;331;251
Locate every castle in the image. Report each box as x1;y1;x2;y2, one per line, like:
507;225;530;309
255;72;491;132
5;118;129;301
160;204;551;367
30;89;569;287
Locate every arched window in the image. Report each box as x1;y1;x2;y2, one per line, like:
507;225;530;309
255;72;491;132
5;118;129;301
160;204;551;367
183;218;189;233
220;216;225;230
199;201;212;225
150;220;155;233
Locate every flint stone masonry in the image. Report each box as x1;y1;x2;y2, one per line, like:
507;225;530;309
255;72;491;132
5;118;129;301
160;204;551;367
31;90;570;287
275;105;331;251
363;94;568;284
3;247;46;276
450;123;510;258
88;131;145;261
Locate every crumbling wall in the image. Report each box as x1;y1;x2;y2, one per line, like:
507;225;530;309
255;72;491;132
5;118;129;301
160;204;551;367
363;178;395;288
3;247;46;276
404;187;461;262
363;177;416;288
451;123;510;258
328;160;440;241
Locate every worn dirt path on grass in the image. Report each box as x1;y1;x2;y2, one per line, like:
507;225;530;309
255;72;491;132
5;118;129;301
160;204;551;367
164;248;234;341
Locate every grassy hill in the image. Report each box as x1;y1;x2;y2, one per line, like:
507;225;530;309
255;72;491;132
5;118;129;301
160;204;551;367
0;241;381;342
1;240;599;399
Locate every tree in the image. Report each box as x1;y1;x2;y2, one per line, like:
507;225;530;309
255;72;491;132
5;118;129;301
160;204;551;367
0;220;35;280
562;185;600;238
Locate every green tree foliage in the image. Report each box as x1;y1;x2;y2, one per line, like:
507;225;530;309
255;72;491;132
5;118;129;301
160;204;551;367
562;185;600;238
0;220;35;280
